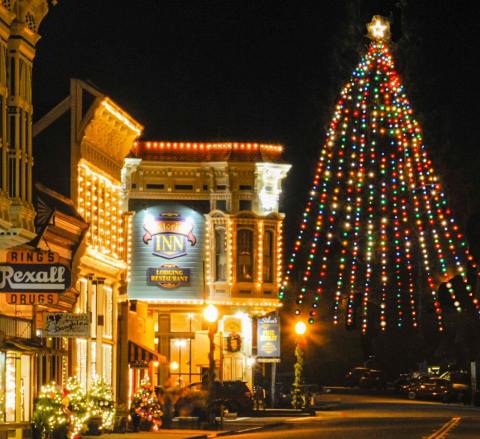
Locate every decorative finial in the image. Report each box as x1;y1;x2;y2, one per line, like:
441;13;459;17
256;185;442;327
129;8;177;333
367;15;390;41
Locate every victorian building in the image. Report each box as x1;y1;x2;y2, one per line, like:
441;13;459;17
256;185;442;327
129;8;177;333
122;141;290;402
0;2;63;437
33;79;144;405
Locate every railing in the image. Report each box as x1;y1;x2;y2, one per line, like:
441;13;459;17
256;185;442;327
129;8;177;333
0;315;32;339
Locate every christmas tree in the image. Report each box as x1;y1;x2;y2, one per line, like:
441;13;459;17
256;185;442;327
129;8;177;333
130;378;163;430
282;16;480;333
65;377;90;439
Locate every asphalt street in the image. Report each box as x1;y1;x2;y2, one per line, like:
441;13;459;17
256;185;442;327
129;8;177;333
217;390;480;438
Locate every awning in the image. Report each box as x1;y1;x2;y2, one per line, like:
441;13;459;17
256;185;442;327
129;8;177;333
0;338;41;352
128;341;166;368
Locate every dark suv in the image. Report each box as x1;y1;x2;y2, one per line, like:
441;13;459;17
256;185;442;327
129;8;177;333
359;369;387;390
189;380;253;415
345;367;371;387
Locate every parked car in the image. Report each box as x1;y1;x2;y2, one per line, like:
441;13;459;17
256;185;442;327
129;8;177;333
359;369;387;390
392;373;412;393
188;380;254;415
406;377;450;401
439;370;469;403
345;367;371;387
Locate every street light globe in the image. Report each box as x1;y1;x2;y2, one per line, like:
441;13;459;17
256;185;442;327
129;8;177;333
295;320;307;335
203;304;219;323
170;361;179;371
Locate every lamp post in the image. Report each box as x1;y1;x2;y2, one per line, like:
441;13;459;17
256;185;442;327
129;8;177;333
292;321;307;410
203;304;219;426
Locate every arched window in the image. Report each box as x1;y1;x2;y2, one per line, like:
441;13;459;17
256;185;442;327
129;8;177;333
263;230;274;283
237;229;253;281
215;227;227;281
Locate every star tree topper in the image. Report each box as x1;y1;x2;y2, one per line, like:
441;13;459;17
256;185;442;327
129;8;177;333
367;15;390;41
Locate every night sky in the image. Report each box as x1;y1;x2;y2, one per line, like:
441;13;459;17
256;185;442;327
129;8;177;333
32;0;480;251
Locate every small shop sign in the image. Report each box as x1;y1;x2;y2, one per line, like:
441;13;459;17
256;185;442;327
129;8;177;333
45;313;90;337
0;250;71;293
257;314;281;362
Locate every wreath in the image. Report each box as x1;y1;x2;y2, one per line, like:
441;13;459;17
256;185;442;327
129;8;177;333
226;333;242;353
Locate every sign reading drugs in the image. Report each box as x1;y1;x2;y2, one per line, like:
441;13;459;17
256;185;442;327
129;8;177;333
45;313;89;337
0;250;71;293
6;293;60;305
257;315;281;362
128;202;206;301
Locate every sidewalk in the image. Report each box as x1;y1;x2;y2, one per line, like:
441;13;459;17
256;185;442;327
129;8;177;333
83;431;223;439
82;418;289;439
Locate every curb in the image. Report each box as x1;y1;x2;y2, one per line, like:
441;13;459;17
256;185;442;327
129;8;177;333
188;422;288;439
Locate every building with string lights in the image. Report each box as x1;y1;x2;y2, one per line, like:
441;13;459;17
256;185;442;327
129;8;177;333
33;79;147;404
121;140;290;399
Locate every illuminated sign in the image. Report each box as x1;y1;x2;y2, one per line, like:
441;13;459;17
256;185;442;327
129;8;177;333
147;264;190;289
0;250;71;293
143;213;196;259
257;315;281;362
128;202;206;301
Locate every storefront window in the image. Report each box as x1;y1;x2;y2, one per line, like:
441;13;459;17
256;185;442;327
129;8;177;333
237;229;253;281
170;313;202;332
263;230;274;283
0;352;5;421
5;354;16;422
77;339;87;389
91;343;97;380
215;228;226;281
91;282;97;338
103;344;113;385
104;286;113;338
20;355;30;421
0;353;31;423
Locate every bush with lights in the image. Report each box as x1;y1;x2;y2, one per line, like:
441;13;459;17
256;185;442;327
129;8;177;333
88;377;115;432
32;383;68;439
64;377;90;439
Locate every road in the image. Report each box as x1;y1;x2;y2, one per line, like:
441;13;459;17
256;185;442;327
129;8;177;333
221;390;480;438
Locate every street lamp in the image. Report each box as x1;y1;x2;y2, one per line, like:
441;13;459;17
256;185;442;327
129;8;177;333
295;321;307;336
292;320;307;410
203;304;219;425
